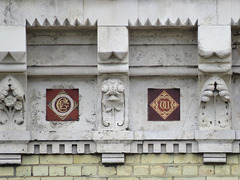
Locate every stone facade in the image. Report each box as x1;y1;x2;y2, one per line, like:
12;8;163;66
1;0;240;178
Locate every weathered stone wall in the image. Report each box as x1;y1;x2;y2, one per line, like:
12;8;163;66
1;154;240;179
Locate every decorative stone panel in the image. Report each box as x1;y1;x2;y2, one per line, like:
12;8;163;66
1;0;240;166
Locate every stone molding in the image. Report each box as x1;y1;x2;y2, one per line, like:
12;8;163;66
1;0;240;165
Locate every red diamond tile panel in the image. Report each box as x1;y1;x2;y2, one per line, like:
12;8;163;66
46;89;79;121
148;89;180;121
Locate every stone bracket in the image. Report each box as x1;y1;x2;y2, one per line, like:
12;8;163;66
0;154;21;165
98;26;128;64
198;25;231;73
93;131;133;153
203;153;226;164
195;130;235;153
102;153;124;164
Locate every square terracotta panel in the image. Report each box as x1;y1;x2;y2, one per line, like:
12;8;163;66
46;89;79;121
148;89;180;121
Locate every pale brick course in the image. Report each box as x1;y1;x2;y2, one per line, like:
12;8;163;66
117;165;132;176
125;154;141;164
49;165;65;176
207;177;238;180
8;178;40;180
32;166;48;176
16;166;32;176
142;154;173;164
40;155;73;164
22;155;39;165
199;165;214;175
0;167;14;176
99;166;116;176
174;154;202;164
74;155;100;164
231;165;240;175
73;178;88;180
82;165;98;176
41;177;73;180
183;165;198;175
133;165;149;175
109;178;138;180
140;178;172;180
166;165;182;176
227;154;238;164
215;165;230;175
4;154;240;180
66;165;82;176
149;165;165;176
175;178;205;180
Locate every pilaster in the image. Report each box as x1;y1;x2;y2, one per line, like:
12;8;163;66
0;26;30;164
195;25;235;163
94;26;131;163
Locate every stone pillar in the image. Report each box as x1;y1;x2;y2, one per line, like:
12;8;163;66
195;25;235;163
0;26;30;164
93;26;133;163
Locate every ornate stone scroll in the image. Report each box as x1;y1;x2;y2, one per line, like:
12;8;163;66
199;76;230;130
101;79;125;129
0;76;25;125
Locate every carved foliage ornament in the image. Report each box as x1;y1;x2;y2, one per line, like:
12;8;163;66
0;76;25;125
101;79;125;128
200;76;230;129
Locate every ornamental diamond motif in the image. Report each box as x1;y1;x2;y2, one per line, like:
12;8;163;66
46;89;79;121
150;90;179;120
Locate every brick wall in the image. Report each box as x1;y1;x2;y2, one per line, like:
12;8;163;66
0;154;239;180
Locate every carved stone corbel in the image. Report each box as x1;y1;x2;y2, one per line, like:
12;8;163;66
101;79;125;129
199;76;230;130
98;27;128;63
198;26;231;73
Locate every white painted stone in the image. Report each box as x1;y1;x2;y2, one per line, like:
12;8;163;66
27;29;97;67
0;76;25;126
0;26;26;65
198;26;231;60
101;79;125;129
199;76;230;130
102;153;124;164
93;131;133;153
97;76;129;131
203;153;227;163
217;0;231;25
98;64;129;74
28;76;97;134
138;0;198;26
0;155;21;164
129;77;198;132
84;0;137;26
98;27;128;63
195;130;235;153
0;26;26;51
0;0;239;159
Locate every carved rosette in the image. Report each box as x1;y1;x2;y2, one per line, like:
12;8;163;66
101;79;125;129
199;76;230;130
0;76;25;125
